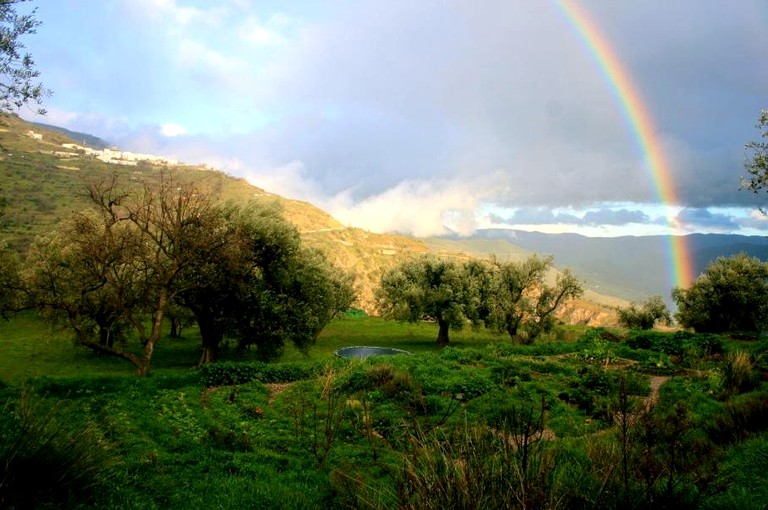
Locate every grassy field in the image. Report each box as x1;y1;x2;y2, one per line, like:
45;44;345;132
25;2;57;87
1;312;767;509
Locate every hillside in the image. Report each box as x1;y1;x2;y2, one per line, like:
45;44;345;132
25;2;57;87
0;114;620;325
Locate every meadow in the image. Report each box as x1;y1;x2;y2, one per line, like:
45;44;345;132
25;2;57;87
1;312;767;509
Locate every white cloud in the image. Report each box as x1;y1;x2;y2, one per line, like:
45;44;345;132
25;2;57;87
239;160;324;200
239;14;294;47
131;0;206;26
160;123;187;137
325;178;493;237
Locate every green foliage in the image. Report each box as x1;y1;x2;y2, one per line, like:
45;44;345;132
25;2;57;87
673;253;768;333
741;109;768;208
376;255;480;345
22;175;355;373
0;247;20;317
707;390;768;444
705;433;768;510
0;386;116;509
482;255;584;344
0;1;48;114
625;330;724;360
617;295;671;330
1;312;766;508
199;360;325;387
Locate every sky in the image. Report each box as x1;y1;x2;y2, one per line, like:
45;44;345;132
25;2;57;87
15;0;768;238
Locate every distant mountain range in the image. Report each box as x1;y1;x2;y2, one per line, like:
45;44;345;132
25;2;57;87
440;230;768;303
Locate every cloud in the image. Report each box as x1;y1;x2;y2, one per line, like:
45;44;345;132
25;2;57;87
737;209;768;230
160;123;187;137
582;209;650;226
495;208;581;225
25;0;768;238
324;178;492;237
239;14;294;47
675;208;740;232
491;207;651;227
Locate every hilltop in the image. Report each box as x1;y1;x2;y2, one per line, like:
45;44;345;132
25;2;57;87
0;114;621;324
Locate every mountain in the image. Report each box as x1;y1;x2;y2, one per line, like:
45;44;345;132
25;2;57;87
0;113;620;325
30;121;111;149
454;229;768;303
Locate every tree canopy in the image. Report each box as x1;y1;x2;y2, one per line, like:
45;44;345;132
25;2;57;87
617;295;671;331
376;256;480;345
1;0;47;114
672;253;768;333
23;175;355;374
482;256;583;343
741;109;768;208
376;254;583;345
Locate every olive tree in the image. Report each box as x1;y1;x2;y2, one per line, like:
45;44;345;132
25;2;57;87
24;174;355;372
376;255;480;346
483;256;584;343
23;175;220;374
1;0;47;114
617;295;671;330
175;202;355;363
672;253;768;333
741;109;768;208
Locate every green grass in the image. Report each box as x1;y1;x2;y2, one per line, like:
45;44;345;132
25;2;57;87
282;314;510;361
1;313;768;509
0;312;206;381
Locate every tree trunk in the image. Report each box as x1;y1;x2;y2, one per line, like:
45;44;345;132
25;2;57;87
436;315;450;346
169;318;179;338
199;344;217;366
506;319;520;341
195;310;223;365
98;326;114;348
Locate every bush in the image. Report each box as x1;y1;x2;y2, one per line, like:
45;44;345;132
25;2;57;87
0;387;116;509
708;391;768;443
673;254;768;333
721;351;758;395
617;295;671;330
200;361;325;387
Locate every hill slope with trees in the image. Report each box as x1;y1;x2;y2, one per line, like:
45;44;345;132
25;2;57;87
0;113;620;324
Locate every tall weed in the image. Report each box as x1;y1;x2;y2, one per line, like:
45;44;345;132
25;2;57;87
0;386;117;509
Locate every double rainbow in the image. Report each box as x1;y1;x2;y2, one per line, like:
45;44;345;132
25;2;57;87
554;0;694;288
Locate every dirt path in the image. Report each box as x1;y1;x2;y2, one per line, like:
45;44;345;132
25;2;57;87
646;376;668;409
199;381;297;409
265;382;296;404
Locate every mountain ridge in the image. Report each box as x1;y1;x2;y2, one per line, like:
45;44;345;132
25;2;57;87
448;228;768;303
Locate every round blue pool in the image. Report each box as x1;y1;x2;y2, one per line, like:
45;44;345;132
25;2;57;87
334;346;411;360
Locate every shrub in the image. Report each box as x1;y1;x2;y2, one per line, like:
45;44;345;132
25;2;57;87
0;387;116;509
673;254;768;333
625;331;684;356
200;361;324;387
617;295;671;330
394;420;567;509
708;391;768;443
721;351;757;395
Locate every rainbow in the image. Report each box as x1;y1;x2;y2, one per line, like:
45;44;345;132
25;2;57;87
553;0;694;288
